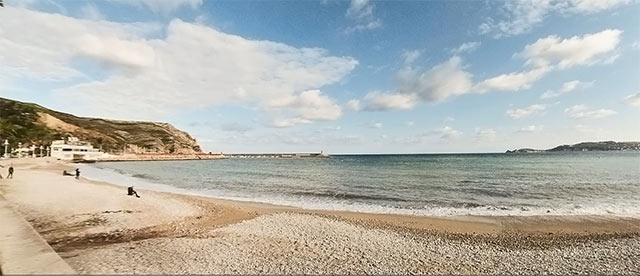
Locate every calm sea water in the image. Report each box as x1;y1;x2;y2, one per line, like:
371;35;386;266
82;152;640;216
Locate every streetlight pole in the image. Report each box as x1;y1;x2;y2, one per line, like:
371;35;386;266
3;140;8;158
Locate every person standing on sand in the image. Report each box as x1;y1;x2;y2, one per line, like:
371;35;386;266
75;168;80;179
7;165;14;179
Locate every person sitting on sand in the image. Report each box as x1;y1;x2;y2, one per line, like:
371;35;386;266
127;186;140;198
75;168;80;179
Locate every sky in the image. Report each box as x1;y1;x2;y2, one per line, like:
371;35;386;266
1;0;639;153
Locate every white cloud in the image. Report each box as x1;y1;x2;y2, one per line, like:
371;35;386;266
352;29;620;110
430;126;463;140
568;0;630;13
77;34;156;70
405;121;415;127
475;128;497;140
623;92;640;109
401;126;463;143
565;105;617;119
540;80;593;99
362;91;417;111
346;99;362;111
270;90;342;122
368;121;383;129
221;122;252;133
80;4;105;21
473;29;620;95
324;126;342;131
397;56;473;102
0;7;158;81
110;0;203;14
474;67;549;92
450;41;481;55
285;90;343;121
265;90;342;127
344;20;383;33
519;29;622;69
270;118;312;128
474;29;619;95
518;125;544;132
0;8;358;122
486;0;555;37
506;104;546;119
345;0;382;33
481;0;629;37
402;49;422;65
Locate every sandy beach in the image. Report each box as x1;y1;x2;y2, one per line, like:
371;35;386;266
1;158;639;274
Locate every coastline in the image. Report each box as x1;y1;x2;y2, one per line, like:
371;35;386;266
95;153;226;162
1;158;639;274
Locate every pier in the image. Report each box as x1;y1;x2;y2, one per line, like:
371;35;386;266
223;152;329;159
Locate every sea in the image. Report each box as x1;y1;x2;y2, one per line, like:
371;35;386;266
80;151;640;217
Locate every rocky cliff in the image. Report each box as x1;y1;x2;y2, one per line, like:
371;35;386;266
0;97;202;154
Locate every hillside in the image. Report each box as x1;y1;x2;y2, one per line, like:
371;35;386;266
506;141;640;153
547;141;640;151
0;97;202;154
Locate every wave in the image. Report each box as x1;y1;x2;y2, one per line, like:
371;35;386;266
79;164;640;217
131;173;161;181
291;191;409;202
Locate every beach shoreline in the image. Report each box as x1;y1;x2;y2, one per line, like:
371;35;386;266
1;158;639;274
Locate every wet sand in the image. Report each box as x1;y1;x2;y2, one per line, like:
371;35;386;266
1;158;639;274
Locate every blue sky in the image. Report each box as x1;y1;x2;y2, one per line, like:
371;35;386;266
1;0;639;153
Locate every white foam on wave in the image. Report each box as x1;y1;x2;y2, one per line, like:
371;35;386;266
79;164;640;217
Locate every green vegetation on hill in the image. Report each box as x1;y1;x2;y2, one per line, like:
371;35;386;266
0;99;60;147
506;141;640;153
0;97;202;155
547;141;640;151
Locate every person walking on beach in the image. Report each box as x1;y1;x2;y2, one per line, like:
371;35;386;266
75;168;80;179
7;165;14;179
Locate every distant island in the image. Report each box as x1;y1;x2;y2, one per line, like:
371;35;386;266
506;141;640;153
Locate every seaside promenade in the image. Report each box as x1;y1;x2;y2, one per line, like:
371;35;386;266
0;158;639;274
0;195;75;274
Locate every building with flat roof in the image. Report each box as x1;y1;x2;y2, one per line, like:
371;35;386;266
50;137;106;161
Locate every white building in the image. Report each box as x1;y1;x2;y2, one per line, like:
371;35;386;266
50;137;106;161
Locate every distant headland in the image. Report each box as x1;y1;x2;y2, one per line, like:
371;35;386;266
506;141;640;153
